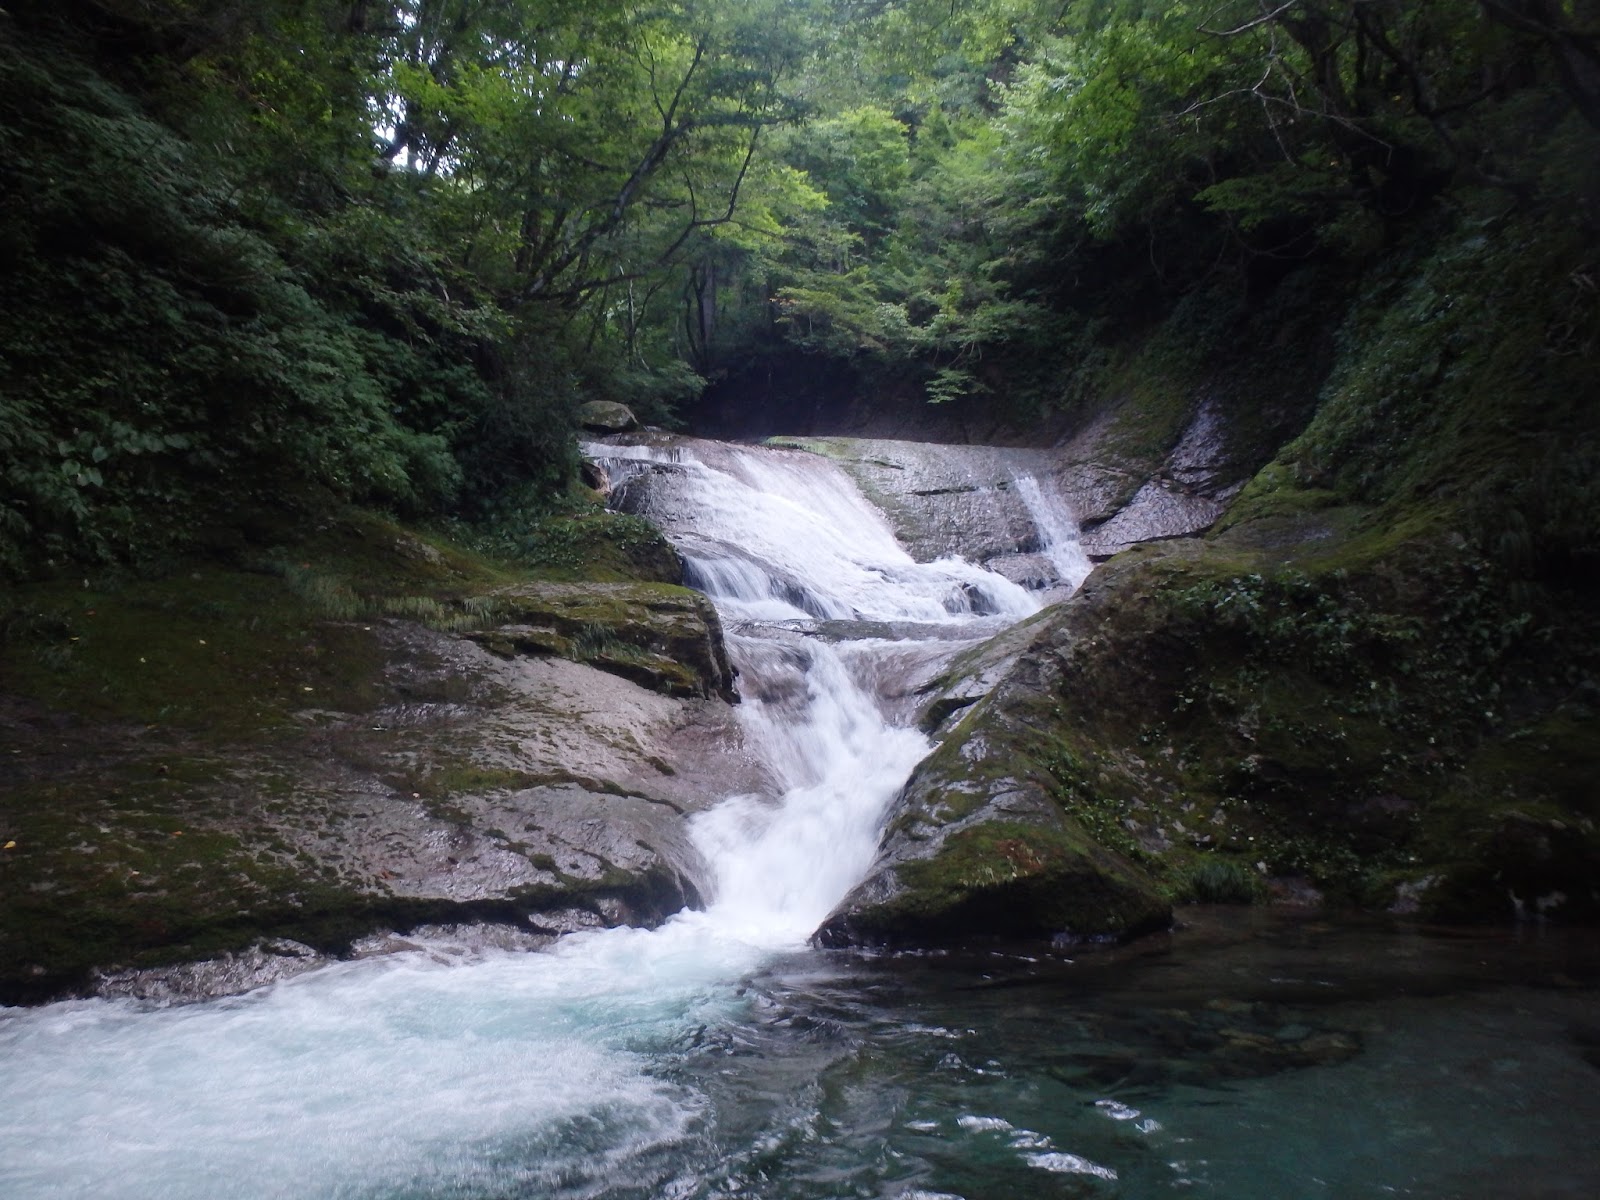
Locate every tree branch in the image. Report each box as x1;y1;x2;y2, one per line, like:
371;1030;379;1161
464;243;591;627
1199;0;1304;39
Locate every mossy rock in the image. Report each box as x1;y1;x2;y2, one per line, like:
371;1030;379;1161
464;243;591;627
817;817;1171;947
818;649;1172;950
576;401;640;433
474;581;737;701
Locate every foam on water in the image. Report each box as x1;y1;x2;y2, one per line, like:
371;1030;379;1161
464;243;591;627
597;438;1041;624
0;936;725;1198
0;437;1086;1198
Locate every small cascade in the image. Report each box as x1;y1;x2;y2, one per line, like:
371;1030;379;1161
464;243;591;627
583;436;1046;941
1013;473;1095;592
594;437;1041;627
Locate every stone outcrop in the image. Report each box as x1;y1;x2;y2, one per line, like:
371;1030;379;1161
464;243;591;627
0;581;758;1005
769;412;1243;589
817;606;1172;948
820;515;1600;939
463;581;738;702
236;618;755;935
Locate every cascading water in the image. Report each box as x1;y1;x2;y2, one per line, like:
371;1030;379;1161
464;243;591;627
0;435;1085;1199
1013;474;1095;593
601;437;1042;943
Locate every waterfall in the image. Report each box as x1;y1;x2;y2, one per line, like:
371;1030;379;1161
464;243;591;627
1013;473;1095;592
593;437;1042;943
0;436;1091;1200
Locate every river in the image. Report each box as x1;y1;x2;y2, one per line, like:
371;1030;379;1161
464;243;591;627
2;436;1597;1199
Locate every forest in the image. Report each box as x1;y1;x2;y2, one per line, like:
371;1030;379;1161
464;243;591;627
3;0;1595;579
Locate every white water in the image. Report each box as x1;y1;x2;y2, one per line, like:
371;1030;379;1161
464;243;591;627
1013;474;1095;592
0;437;1091;1199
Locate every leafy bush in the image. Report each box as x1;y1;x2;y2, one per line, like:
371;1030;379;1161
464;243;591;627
1176;857;1263;905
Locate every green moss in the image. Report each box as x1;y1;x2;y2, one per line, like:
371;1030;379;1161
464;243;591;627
1215;463;1348;532
1010;491;1598;914
1098;361;1197;478
455;494;682;584
884;819;1171;941
0;566;389;732
0;768;373;999
0;499;726;995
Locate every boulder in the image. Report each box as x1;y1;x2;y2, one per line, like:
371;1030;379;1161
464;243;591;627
576;400;639;433
816;607;1172;949
465;581;737;703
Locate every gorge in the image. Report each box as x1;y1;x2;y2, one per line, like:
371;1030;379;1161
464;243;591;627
3;2;1599;1194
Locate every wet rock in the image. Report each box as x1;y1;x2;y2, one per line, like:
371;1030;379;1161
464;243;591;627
3;605;762;1003
1424;809;1600;923
984;551;1073;594
915;612;1047;735
94;940;326;1004
524;907;610;936
1078;480;1226;560
240;628;753;926
1389;875;1439;915
1266;876;1325;908
576;400;639;433
764;437;1060;568
759;422;1255;583
349;923;555;961
816;795;1170;948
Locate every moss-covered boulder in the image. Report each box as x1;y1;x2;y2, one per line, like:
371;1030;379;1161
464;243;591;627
576;401;640;433
465;581;737;702
0;513;752;1003
816;615;1172;948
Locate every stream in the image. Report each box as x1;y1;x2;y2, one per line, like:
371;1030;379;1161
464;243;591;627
2;437;1598;1199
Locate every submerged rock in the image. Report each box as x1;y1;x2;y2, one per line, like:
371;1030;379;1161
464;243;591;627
94;940;327;1004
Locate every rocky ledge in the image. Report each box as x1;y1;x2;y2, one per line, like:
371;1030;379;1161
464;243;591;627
464;581;737;703
0;562;758;1005
823;514;1600;945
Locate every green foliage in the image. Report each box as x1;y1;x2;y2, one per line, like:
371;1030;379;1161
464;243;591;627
1175;857;1264;905
4;0;1597;577
455;490;682;583
781;106;911;243
0;39;458;571
696;0;1599;434
1280;210;1600;549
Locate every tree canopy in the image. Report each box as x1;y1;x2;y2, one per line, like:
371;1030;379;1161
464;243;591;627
2;0;1596;573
